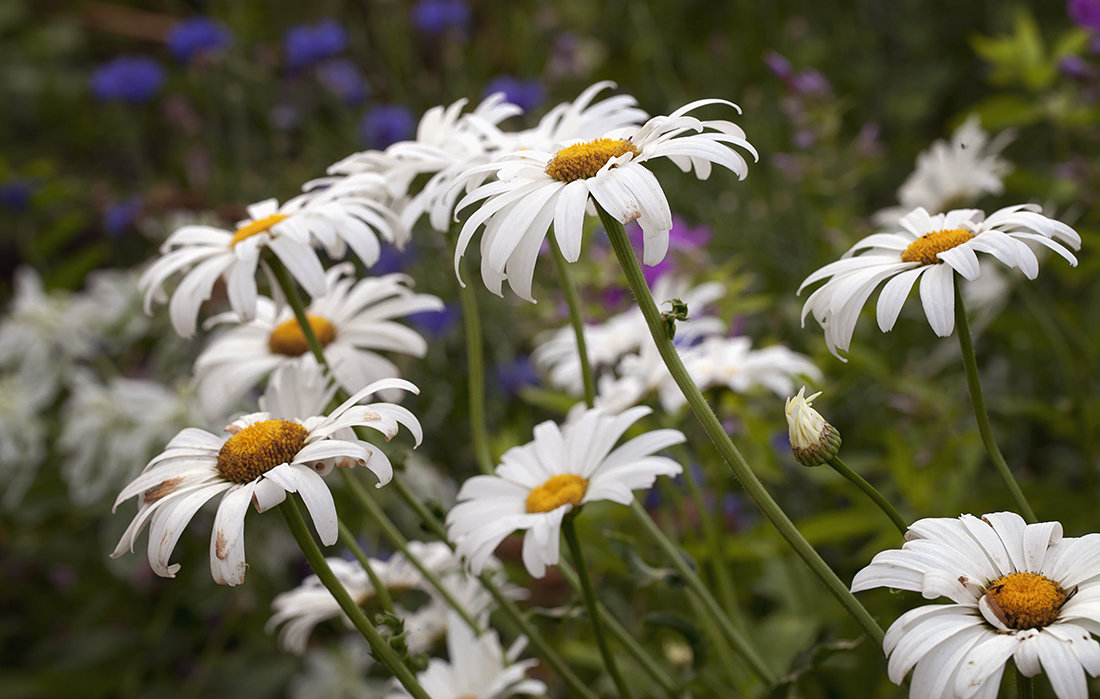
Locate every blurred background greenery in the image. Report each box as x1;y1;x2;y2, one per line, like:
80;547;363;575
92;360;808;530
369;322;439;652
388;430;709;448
1;1;1097;697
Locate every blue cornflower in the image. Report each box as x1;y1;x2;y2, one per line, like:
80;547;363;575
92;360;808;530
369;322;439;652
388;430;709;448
166;17;233;63
407;304;459;338
358;104;415;148
316;59;370;105
483;75;544;112
102;196;143;236
91;56;165;103
494;356;537;397
284;19;349;70
411;0;470;35
0;179;35;212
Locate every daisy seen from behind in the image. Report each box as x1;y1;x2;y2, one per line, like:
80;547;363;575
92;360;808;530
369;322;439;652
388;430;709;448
446;404;684;578
194;262;442;419
110;362;422;585
798;204;1081;359
452;99;757;301
852;511;1100;699
387;612;547;699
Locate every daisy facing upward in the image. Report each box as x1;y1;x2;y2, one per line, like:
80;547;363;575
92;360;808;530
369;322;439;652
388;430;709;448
446;404;685;578
852;512;1100;699
194;262;442;419
798;204;1080;359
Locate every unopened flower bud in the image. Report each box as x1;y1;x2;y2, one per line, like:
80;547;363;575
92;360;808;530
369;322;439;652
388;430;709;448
785;387;841;467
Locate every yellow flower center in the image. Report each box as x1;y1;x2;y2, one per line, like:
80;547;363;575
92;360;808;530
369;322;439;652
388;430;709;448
900;228;975;266
268;315;336;356
525;474;588;513
983;572;1067;630
545;138;639;182
216;419;309;483
229;213;288;247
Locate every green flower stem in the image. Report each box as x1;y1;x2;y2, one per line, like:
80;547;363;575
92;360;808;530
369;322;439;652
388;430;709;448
556;560;681;696
630;501;775;685
549;234;597;407
562;515;634;699
953;284;1037;524
389;476;599;699
598;204;884;646
338;469;483;634
827;457;908;536
1017;669;1034;699
337;520;395;614
267;256;328;366
279;497;431;699
457;263;495;475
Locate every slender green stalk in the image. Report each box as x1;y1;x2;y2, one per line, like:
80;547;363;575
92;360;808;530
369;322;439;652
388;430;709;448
279;498;431;699
337;520;394;614
953;284;1037;523
557;561;681;696
827;457;908;536
562;516;634;699
389;477;598;699
549;234;597;407
1016;669;1034;699
457;262;495;475
630;501;775;684
339;469;482;634
267;256;327;366
599;204;884;645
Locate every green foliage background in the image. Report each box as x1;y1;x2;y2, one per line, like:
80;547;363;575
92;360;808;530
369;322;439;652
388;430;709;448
0;1;1096;697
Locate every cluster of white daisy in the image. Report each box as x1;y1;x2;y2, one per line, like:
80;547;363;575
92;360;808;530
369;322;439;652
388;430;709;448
7;74;1081;698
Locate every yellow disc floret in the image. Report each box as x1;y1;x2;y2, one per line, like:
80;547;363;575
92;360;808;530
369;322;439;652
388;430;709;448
525;474;588;513
230;213;288;247
983;572;1068;630
900;228;975;266
268;315;336;357
216;419;309;483
545;138;639;182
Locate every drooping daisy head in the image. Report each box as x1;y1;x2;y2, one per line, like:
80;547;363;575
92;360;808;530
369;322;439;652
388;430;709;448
194;262;442;420
452;99;757;301
446;405;684;578
110;363;422;585
852;512;1100;699
799;204;1081;360
387;612;548;699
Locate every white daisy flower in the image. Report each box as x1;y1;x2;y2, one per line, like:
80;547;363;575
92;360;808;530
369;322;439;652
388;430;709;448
110;364;422;585
452;100;756;300
0;267;95;397
321;94;522;233
596;335;820;414
387;612;547;699
194;263;442;419
138;198;329;338
430;82;648;234
0;373;51;509
60;372;200;506
874;115;1014;226
447;405;684;578
798;205;1081;359
532;277;725;394
852;512;1100;699
267;541;513;655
